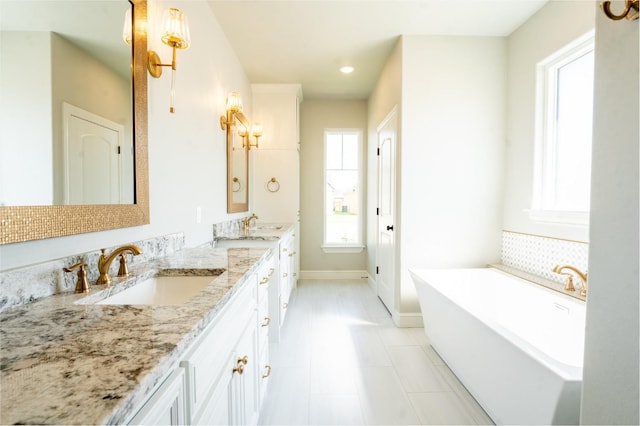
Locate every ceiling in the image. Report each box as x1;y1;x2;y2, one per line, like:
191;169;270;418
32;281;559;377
208;0;549;100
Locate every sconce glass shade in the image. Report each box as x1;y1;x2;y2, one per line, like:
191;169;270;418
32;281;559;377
238;125;248;138
252;123;263;138
122;8;132;46
161;8;191;49
226;92;243;112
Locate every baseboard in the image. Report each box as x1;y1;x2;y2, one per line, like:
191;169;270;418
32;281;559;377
367;275;376;291
299;270;369;280
393;312;425;328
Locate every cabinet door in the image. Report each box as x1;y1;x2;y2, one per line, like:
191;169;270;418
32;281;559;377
129;368;187;425
230;312;260;425
193;354;234;426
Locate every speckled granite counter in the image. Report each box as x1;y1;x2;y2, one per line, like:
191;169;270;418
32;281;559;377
0;245;270;425
214;223;294;243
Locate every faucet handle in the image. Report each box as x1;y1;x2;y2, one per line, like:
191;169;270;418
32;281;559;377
117;254;130;278
63;262;90;294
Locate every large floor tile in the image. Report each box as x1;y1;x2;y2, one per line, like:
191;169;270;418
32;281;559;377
353;366;421;425
435;365;494;425
378;324;422;347
349;325;393;366
408;392;478;425
310;355;358;395
309;394;364;425
258;366;310;425
387;346;451;392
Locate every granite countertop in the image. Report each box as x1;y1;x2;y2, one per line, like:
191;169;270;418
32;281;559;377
0;245;271;425
215;222;293;242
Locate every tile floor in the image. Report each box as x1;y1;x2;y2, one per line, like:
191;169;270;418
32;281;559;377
258;279;494;425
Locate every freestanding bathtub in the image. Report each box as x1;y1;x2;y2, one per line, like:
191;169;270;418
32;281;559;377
409;267;585;425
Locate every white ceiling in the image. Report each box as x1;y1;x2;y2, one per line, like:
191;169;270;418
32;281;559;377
208;0;549;100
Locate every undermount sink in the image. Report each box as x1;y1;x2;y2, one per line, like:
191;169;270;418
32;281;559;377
252;225;283;230
215;239;275;248
85;276;217;305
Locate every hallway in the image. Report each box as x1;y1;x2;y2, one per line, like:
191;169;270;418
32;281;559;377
259;280;493;425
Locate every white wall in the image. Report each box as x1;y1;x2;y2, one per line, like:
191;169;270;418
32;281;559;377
300;99;368;272
0;0;251;271
503;1;595;242
581;2;639;423
398;35;506;313
0;31;53;206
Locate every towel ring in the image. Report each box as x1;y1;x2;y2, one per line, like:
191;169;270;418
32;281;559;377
267;177;280;193
232;177;242;192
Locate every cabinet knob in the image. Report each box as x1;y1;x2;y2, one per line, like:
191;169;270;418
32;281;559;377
238;356;248;365
282;272;288;278
268;268;275;276
262;365;272;379
232;364;244;375
283;302;288;309
288;251;297;257
259;277;269;285
261;317;271;327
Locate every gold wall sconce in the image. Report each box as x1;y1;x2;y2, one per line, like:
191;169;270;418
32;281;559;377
237;123;262;149
221;92;250;132
601;0;639;20
248;123;262;149
222;92;263;150
147;8;191;113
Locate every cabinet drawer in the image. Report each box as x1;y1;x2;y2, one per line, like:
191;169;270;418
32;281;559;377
181;278;256;420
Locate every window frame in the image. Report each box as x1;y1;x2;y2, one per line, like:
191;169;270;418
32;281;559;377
321;129;364;253
531;31;595;227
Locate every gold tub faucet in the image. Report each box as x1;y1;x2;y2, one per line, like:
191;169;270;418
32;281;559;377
553;265;588;297
97;245;142;285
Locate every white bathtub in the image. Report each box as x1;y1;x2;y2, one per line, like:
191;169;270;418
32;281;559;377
409;267;585;425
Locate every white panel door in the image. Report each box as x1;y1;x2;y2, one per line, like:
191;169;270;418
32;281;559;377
63;103;123;204
376;108;397;312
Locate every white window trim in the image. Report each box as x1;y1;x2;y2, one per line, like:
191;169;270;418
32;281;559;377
321;245;365;254
531;30;594;227
322;129;364;250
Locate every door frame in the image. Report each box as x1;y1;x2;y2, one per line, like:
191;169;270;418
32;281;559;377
375;106;398;314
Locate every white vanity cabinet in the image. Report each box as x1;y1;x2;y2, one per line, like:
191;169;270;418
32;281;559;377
179;274;260;425
129;368;187;425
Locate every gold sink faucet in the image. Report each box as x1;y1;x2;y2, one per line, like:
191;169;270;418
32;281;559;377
97;245;142;285
553;265;588;297
63;262;90;293
242;213;259;232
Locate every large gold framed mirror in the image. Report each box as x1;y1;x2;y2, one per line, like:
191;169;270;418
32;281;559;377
0;0;149;245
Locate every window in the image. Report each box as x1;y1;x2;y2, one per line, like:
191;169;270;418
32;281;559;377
532;32;595;226
323;130;363;252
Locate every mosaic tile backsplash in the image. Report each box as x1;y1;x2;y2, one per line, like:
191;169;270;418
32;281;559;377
501;231;589;285
0;233;185;312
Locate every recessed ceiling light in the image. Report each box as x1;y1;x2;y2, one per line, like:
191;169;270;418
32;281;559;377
340;66;354;74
